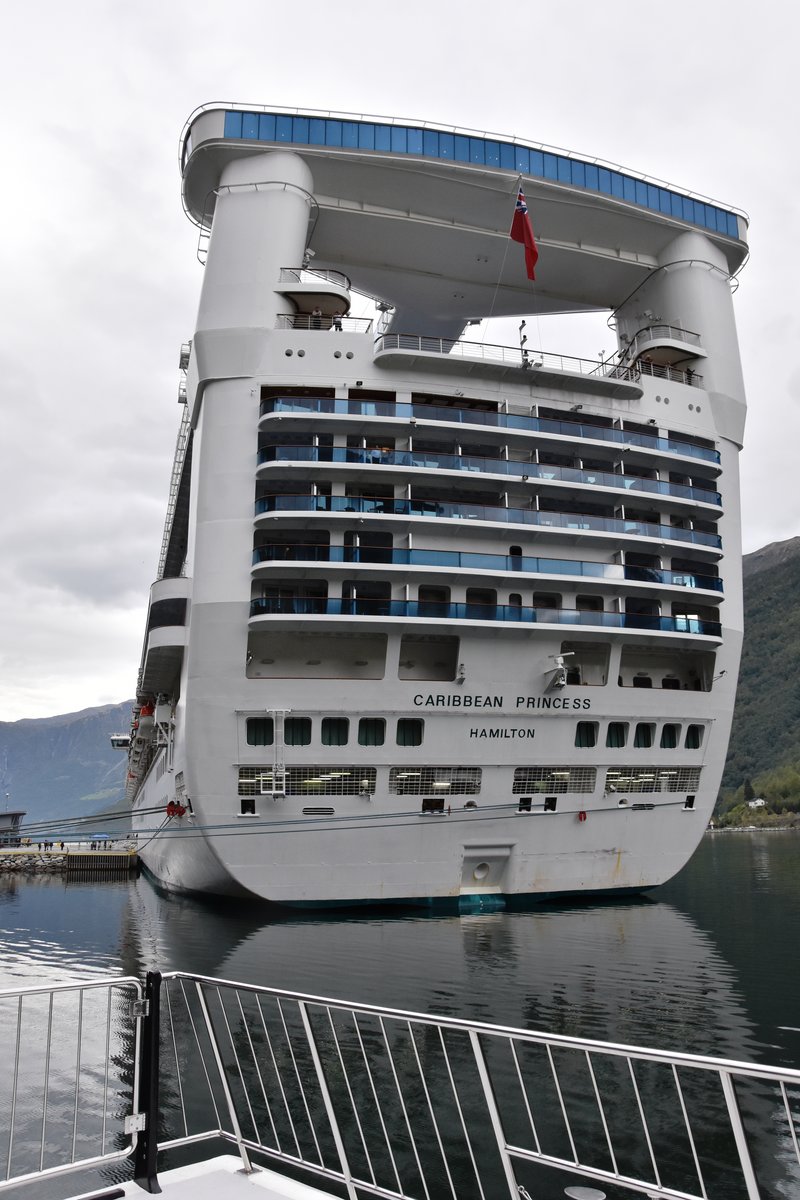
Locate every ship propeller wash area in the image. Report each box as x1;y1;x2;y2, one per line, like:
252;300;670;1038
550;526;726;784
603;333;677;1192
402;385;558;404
119;105;748;905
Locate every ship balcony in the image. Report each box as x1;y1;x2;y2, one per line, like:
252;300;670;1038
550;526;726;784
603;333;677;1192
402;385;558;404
255;446;722;510
250;544;724;598
254;494;723;553
276;267;352;321
138;576;191;697
621;324;707;371
248;595;722;641
373;334;646;399
259;396;721;467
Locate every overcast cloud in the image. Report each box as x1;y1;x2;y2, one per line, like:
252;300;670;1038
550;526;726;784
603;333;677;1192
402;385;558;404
1;0;797;720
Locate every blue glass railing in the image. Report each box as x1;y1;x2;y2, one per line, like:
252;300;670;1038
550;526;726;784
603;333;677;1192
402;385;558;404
218;110;742;241
257;445;721;505
260;396;721;465
251;545;724;592
253;494;723;549
248;596;722;636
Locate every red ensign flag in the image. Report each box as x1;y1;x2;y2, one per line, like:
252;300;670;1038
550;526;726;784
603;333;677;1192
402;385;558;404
510;189;538;280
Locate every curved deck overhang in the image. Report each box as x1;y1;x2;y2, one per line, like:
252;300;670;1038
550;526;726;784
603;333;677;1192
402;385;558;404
181;107;748;335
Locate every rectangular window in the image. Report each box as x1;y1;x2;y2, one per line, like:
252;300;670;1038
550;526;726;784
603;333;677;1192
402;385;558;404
575;722;598;748
238;767;375;796
633;723;654;748
513;767;595;794
543;796;558;812
518;796;532;812
396;719;423;747
685;724;704;749
605;767;701;794
246;717;274;746
660;724;680;749
390;766;480;795
285;718;311;746
421;796;445;814
240;798;256;816
321;717;349;746
359;718;385;747
606;722;628;749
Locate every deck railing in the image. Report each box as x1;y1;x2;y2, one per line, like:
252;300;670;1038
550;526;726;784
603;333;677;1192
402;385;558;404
156;971;800;1200
2;971;797;1198
0;976;144;1193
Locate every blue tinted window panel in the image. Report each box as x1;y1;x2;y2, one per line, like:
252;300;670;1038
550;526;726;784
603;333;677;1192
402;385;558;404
585;164;599;190
529;149;544;177
610;172;624;198
702;204;715;230
391;127;407;153
515;147;530;173
469;138;485;164
241;113;259;140
358;123;375;149
557;157;571;183
571;161;586;187
682;196;695;222
375;125;391;151
598;168;611;194
485;140;500;167
659;188;672;214
647;184;660;210
292;117;309;143
670;193;684;218
276;116;293;142
407;128;423;155
309;119;326;146
635;180;648;205
326;121;342;146
727;212;739;237
500;143;516;169
259;114;277;141
623;176;636;202
423;130;439;157
224;111;243;138
543;153;558;180
343;122;359;148
439;133;454;158
454;135;470;162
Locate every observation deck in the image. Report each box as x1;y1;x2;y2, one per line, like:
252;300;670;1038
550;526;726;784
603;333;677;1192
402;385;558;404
181;105;749;335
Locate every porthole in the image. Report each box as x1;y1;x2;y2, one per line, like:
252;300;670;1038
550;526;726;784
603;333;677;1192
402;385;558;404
473;862;490;881
284;349;293;357
297;349;305;357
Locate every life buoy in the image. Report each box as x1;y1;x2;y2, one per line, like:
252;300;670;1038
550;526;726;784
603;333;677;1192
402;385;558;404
578;810;587;822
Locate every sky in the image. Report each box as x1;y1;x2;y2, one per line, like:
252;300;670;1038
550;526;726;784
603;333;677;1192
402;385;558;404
1;0;797;721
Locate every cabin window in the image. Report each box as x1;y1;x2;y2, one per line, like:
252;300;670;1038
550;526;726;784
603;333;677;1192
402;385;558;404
606;722;628;748
359;718;386;747
322;717;349;746
421;796;445;814
396;719;424;747
633;723;655;748
660;723;680;749
284;718;312;746
543;796;558;812
518;796;532;812
575;722;598;748
685;724;704;749
246;717;274;746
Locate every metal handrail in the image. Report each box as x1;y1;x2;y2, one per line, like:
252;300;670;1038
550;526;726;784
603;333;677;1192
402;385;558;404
276;313;373;333
278;266;352;289
0;976;143;1194
156;971;798;1200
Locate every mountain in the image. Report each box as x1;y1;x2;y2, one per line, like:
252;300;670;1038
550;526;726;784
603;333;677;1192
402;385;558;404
723;536;800;790
0;701;132;829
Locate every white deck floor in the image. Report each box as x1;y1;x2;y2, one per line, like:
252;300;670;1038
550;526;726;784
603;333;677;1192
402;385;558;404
73;1157;338;1200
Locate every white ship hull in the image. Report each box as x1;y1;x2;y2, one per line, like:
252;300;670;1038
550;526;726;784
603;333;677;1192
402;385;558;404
126;106;748;905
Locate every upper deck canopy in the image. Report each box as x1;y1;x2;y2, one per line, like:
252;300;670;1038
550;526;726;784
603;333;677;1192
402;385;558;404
181;106;749;333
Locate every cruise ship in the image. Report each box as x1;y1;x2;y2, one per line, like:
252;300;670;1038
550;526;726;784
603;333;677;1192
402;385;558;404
122;104;749;904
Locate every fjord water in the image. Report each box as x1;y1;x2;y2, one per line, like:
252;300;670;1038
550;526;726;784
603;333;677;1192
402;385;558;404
1;830;799;1069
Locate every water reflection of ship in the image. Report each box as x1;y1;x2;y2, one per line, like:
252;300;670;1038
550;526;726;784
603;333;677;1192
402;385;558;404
122;874;756;1063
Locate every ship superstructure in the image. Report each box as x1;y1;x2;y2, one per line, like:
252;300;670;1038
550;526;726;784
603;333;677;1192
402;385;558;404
122;106;748;902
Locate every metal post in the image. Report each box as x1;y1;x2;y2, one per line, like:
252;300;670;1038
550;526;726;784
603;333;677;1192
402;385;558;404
134;972;162;1193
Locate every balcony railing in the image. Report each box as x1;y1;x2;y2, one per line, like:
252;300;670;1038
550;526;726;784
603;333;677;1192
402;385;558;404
249;596;722;636
257;445;722;505
260;396;721;463
276;313;374;332
278;266;352;288
251;544;724;591
375;333;703;387
254;494;723;548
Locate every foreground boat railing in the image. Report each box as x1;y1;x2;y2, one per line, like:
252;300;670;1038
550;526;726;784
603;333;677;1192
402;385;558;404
2;971;798;1198
155;971;800;1200
0;976;144;1193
